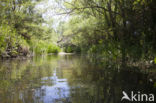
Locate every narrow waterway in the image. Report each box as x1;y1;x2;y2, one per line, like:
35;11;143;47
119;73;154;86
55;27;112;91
0;55;155;103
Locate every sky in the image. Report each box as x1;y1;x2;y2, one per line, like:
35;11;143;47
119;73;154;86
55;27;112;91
35;0;71;29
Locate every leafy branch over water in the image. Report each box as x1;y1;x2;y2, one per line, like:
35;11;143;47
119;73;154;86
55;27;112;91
56;0;156;65
0;0;156;66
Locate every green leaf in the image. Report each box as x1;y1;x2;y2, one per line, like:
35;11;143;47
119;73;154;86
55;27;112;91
154;57;156;64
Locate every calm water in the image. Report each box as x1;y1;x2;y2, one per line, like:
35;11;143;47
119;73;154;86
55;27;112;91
0;55;156;103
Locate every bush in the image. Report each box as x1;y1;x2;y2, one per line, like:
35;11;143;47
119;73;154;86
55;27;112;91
65;46;73;53
33;40;61;54
64;45;81;53
0;23;30;57
47;44;60;53
34;41;48;54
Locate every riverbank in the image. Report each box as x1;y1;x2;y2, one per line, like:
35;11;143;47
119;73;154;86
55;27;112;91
58;52;75;55
0;52;75;59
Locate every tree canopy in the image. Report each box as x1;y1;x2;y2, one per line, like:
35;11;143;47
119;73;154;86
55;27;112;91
56;0;156;64
0;0;156;65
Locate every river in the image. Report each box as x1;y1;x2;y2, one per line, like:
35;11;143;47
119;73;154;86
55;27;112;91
0;54;155;103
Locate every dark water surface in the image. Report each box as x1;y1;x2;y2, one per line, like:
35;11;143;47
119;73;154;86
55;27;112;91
0;55;156;103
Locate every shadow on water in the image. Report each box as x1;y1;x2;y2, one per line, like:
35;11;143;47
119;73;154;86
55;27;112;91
0;54;156;103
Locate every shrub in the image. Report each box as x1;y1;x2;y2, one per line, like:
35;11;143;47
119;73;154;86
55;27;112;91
65;46;73;53
64;45;81;53
47;44;60;53
34;41;48;54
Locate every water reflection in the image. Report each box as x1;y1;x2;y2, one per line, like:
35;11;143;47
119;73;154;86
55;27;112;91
38;69;70;103
0;55;155;103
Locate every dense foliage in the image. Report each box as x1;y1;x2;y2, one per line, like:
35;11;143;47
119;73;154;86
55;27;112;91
57;0;156;64
0;0;156;65
0;0;60;58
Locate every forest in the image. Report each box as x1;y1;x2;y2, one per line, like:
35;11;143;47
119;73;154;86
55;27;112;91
0;0;156;65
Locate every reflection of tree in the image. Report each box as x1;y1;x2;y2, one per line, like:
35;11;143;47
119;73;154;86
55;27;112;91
66;57;154;103
0;56;58;103
0;55;155;103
